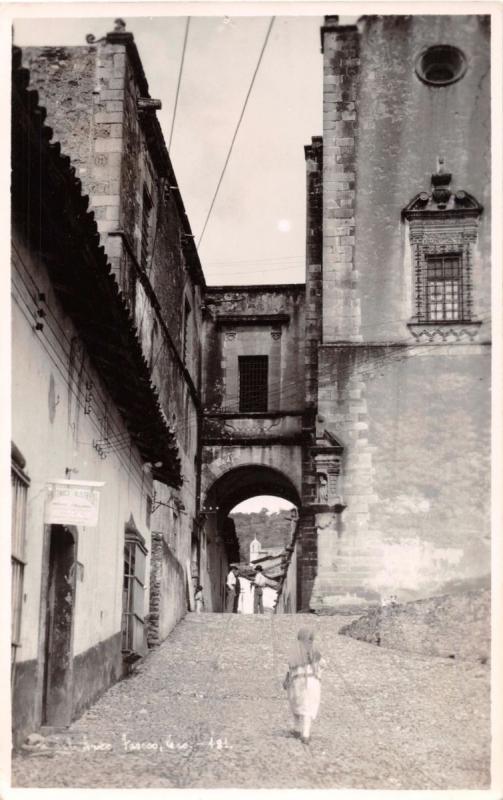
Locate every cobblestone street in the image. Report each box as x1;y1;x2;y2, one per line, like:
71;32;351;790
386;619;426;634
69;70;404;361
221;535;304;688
12;613;490;790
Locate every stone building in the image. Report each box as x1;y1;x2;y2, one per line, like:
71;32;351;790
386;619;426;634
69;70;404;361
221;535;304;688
11;25;231;745
11;46;182;743
196;14;491;612
308;15;491;609
199;284;310;608
20;26;236;639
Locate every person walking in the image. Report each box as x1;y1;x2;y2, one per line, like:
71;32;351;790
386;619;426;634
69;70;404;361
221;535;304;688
282;627;326;744
194;584;204;613
225;565;240;613
253;565;266;614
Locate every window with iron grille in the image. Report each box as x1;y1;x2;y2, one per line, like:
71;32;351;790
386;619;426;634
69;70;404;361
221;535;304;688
140;186;153;270
122;524;147;658
425;253;463;321
11;446;29;680
239;356;268;412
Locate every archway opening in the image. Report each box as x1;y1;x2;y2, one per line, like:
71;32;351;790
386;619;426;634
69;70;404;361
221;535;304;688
200;466;301;613
230;495;297;614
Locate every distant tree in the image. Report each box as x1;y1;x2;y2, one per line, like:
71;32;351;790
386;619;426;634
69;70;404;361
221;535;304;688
230;509;296;562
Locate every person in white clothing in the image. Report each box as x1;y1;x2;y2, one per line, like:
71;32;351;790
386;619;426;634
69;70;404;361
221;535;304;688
253;565;266;614
225;565;240;613
282;627;326;744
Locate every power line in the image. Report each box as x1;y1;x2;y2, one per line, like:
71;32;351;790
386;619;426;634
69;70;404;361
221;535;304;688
169;17;191;152
205;254;305;266
197;16;276;251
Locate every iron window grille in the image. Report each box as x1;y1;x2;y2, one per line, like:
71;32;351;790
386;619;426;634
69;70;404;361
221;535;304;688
122;529;147;659
239;355;268;412
425;253;463;322
11;449;29;684
412;244;474;325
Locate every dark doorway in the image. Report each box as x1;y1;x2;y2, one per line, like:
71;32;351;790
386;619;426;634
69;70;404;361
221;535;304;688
42;525;76;726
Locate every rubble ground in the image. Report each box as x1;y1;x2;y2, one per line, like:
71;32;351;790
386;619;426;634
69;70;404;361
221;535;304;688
11;613;490;789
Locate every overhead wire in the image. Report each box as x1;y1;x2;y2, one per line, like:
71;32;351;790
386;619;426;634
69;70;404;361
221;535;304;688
88;338;493;447
197;16;276;251
168;17;191;153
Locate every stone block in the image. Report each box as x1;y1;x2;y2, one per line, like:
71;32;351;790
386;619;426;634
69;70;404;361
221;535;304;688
100;89;124;101
94;112;123;124
95;138;123;153
91;194;120;207
105;205;120;221
109;124;123;138
97;219;120;233
105;235;123;257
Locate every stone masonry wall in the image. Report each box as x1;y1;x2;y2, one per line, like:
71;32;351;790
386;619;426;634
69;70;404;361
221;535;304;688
321;20;360;344
203;286;305;413
312;16;491;611
298;137;324;611
23;35;204;645
22;44;127;272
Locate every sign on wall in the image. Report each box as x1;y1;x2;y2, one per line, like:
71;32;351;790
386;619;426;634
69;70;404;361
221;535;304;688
44;480;105;528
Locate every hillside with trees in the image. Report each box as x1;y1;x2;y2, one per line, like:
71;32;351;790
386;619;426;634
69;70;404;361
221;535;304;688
230;509;297;563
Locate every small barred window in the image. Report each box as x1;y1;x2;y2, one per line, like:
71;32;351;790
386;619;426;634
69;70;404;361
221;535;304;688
239;356;268;413
425;253;463;322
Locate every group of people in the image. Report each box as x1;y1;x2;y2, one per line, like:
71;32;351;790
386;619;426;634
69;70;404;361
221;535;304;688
193;564;267;615
225;564;266;614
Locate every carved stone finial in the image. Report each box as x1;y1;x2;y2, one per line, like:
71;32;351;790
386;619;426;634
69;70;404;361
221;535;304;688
114;18;126;32
85;33;96;44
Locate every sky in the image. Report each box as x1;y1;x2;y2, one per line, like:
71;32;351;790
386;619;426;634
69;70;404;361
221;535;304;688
232;495;295;514
13;13;324;286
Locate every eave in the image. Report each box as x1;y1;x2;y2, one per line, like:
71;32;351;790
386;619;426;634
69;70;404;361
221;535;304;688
11;47;182;488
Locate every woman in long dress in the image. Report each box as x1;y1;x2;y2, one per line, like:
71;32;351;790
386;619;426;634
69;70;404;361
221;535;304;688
283;627;326;744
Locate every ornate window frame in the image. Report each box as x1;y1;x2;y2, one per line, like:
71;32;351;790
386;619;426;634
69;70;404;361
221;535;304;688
402;166;483;343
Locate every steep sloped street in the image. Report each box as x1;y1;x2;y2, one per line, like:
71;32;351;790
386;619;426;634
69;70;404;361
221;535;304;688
12;613;490;790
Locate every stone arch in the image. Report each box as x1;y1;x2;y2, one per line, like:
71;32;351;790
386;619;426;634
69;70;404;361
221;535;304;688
200;464;302;612
203;463;301;517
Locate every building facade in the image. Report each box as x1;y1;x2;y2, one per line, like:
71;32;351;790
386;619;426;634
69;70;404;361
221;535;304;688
308;15;491;610
11;46;181;743
12;26;228;745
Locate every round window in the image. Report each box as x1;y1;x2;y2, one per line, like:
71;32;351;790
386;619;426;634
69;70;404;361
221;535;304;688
415;45;467;86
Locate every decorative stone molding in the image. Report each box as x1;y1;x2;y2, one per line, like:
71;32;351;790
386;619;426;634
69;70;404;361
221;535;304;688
407;321;482;343
402;163;483;328
309;430;346;512
403;163;482;219
315;454;342;504
271;325;282;340
224;330;236;341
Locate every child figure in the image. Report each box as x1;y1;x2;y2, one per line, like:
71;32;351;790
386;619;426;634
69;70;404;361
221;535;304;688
283;627;326;744
194;584;204;613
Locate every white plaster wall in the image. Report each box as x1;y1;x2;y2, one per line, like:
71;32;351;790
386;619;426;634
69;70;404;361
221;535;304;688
12;238;152;662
